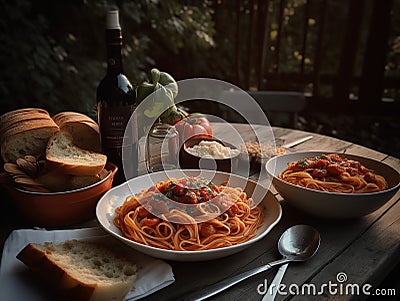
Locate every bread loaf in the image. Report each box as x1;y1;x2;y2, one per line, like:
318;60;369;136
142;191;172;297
0;118;58;143
53;111;97;123
16;239;137;301
1;120;59;163
52;112;101;152
46;131;107;176
0;108;49;123
0;109;59;163
0;111;51;133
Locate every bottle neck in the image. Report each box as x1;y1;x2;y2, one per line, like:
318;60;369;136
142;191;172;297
106;29;124;75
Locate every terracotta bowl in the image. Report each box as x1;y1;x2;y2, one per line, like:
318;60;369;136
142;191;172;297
179;137;239;173
4;162;118;227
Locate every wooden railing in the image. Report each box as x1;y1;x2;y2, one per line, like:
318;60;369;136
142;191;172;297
213;0;399;113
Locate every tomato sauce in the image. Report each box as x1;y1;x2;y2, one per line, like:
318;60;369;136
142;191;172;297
290;153;379;185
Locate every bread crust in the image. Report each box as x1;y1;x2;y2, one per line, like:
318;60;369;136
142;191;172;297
0;108;49;123
52;111;94;119
0;111;51;130
0;116;55;135
17;243;97;301
1;119;58;141
53;112;98;126
45;160;106;176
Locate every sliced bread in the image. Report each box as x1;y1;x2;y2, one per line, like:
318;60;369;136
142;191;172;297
0;115;55;134
52;112;101;152
52;111;98;126
0;108;49;123
16;239;137;301
1;119;59;163
56;122;101;152
0;110;51;130
46;131;107;176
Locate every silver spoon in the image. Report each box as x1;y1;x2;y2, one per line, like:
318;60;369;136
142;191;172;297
185;224;320;301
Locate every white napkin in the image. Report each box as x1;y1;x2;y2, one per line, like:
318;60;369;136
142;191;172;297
0;227;175;301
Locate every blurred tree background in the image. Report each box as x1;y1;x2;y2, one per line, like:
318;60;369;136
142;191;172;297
0;0;399;157
0;0;215;117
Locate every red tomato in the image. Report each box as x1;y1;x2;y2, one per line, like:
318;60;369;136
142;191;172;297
174;116;213;142
192;124;207;137
137;207;151;218
315;159;330;168
226;203;239;217
312;168;327;178
141;217;159;227
364;172;376;183
326;164;345;175
195;117;213;136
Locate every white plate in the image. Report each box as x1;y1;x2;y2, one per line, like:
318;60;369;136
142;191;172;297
96;169;282;261
0;228;174;301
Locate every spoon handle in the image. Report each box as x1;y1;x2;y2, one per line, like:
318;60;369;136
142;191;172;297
262;263;289;301
184;258;289;301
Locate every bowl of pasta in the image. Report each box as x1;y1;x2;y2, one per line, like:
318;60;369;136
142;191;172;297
96;169;282;261
266;151;400;219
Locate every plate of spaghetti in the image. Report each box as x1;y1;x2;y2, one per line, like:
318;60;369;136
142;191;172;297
266;151;400;219
96;170;281;261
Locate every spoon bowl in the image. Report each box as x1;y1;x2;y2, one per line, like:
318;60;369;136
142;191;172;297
278;224;320;261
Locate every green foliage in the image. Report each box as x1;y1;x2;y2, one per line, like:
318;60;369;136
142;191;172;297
0;0;215;118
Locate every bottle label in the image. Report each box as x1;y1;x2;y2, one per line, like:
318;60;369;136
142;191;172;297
99;104;135;163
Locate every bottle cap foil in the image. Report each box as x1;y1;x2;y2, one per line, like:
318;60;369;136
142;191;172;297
106;10;120;29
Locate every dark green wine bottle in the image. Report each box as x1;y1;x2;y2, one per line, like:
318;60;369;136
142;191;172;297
97;10;137;183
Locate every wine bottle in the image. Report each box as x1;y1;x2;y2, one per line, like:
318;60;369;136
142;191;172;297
97;10;137;183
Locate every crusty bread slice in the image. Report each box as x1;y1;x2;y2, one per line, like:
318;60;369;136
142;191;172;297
46;131;107;176
1;120;59;163
16;240;137;301
52;112;101;152
0;108;49;123
56;122;101;152
0;115;54;134
52;111;94;119
52;112;98;126
0;111;51;131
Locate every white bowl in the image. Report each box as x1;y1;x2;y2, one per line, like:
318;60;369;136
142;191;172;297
266;151;400;219
96;170;281;261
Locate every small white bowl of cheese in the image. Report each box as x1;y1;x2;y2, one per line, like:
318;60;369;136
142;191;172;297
180;138;240;172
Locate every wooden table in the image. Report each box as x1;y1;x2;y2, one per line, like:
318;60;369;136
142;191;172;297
1;124;399;300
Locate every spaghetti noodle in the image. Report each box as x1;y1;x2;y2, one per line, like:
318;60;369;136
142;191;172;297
113;177;264;251
278;153;388;193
